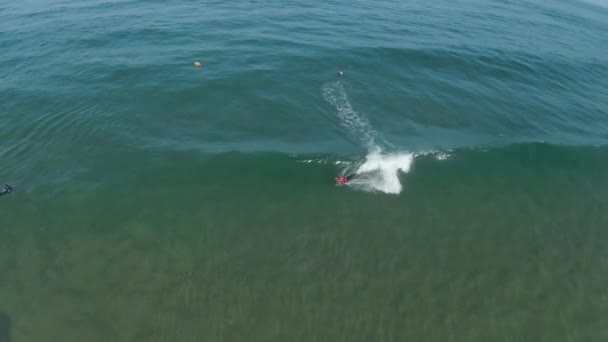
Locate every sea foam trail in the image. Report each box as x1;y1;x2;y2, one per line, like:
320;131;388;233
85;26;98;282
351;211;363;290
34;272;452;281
322;80;414;194
322;81;378;149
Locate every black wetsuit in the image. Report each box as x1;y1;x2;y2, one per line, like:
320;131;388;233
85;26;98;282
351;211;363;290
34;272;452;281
345;174;356;181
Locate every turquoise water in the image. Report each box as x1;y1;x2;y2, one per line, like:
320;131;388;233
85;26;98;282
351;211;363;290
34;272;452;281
1;0;608;340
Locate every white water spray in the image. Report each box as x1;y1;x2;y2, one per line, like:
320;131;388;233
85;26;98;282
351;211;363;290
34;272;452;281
322;81;414;194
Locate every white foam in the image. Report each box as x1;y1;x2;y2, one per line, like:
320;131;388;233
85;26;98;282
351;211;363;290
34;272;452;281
295;158;348;165
346;149;414;194
322;81;378;148
434;152;450;160
322;80;415;194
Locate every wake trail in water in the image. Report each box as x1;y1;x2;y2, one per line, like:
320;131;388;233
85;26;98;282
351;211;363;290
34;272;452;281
322;81;379;149
322;80;414;194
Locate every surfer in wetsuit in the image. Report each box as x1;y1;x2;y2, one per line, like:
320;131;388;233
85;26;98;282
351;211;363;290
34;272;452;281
335;173;356;185
0;184;13;196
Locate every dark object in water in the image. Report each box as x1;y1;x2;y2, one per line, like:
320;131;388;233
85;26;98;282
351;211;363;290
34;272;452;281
0;185;12;197
0;312;11;342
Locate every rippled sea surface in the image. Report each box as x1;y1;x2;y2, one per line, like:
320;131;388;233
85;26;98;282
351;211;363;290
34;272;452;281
1;0;608;340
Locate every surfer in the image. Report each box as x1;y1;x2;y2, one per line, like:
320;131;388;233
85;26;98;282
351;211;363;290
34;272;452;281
335;173;356;185
0;184;13;196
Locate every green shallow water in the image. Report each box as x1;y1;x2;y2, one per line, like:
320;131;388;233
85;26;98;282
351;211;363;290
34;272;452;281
2;145;608;341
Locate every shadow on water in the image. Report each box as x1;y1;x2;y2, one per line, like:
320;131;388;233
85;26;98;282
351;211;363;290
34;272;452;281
0;312;11;342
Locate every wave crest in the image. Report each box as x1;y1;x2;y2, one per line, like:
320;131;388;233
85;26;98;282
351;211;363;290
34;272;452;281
323;80;414;194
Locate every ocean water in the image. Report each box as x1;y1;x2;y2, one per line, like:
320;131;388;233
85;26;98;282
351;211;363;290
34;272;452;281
1;0;608;340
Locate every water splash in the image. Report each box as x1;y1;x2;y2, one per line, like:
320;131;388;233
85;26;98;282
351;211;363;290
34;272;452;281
322;80;414;194
348;148;414;194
